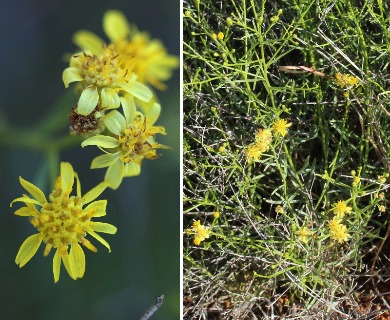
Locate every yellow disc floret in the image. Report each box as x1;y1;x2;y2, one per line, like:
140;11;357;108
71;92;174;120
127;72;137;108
77;47;131;87
118;116;165;165
32;186;96;257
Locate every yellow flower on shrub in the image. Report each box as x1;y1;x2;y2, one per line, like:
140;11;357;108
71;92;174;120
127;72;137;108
245;128;273;163
328;218;349;243
272;119;292;137
62;45;152;116
296;227;314;244
81;98;170;189
11;162;117;282
334;73;359;88
73;10;178;90
192;220;211;246
332;200;352;218
245;144;263;163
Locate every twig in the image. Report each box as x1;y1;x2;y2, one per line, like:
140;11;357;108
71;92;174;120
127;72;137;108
139;295;164;320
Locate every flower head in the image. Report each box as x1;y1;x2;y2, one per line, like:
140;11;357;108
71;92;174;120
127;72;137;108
328;218;349;243
272;119;292;137
11;162;117;282
81;98;170;189
296;226;314;244
63;47;152;116
191;220;211;246
245;128;273;163
352;175;361;187
334;73;359;88
332;200;352;218
72;10;178;91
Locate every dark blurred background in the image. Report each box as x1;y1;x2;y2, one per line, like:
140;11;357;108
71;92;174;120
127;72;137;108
0;0;179;319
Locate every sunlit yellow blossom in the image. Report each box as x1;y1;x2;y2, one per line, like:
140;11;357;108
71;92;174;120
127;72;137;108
272;119;292;137
218;145;226;153
378;175;386;184
192;220;211;246
227;17;233;26
245;128;273;162
352;176;360;187
275;205;285;214
296;227;314;244
63;46;152;116
211;33;217;40
256;140;271;153
213;211;220;219
11;162;116;282
328;218;349;243
334;73;359;88
245;143;263;163
81;97;170;189
73;10;178;91
333;200;352;218
255;128;273;144
217;32;224;40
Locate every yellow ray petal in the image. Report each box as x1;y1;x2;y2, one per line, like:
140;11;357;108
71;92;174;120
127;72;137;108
90;222;117;234
69;243;85;279
19;177;47;204
60;162;75;195
53;250;62;283
84;200;107;218
73;30;104;54
82;182;108;204
15;234;42;267
103;10;130;42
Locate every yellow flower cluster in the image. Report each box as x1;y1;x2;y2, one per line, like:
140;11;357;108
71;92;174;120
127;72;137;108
334;73;359;88
332;200;352;218
328;218;349;243
191;220;211;246
11;10;178;283
244;119;292;163
296;226;314;244
327;199;352;244
62;10;178;190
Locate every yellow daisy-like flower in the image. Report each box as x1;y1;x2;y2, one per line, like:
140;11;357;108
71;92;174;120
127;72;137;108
272;119;292;137
334;73;359;88
217;32;224;40
352;175;360;187
245;128;273;163
192;220;211;246
244;143;263;163
63;46;153;116
81;97;170;189
296;226;314;244
255;128;272;144
275;205;285;214
333;200;352;218
73;10;178;91
328;218;349;243
11;162;117;282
